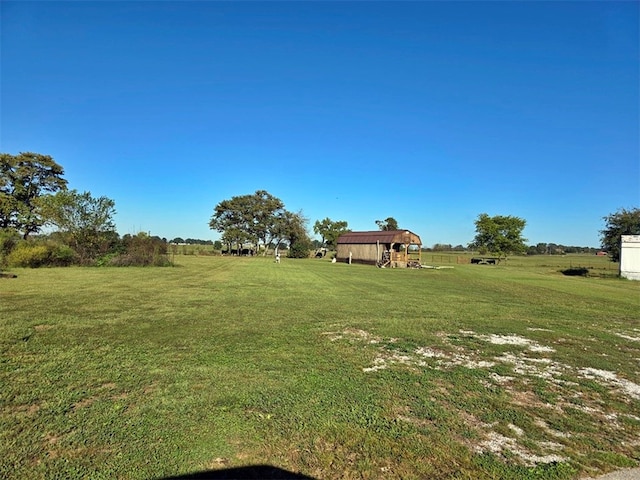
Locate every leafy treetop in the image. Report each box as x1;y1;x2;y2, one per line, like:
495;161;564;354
600;207;640;262
376;217;399;231
468;213;527;260
1;152;68;238
313;217;350;249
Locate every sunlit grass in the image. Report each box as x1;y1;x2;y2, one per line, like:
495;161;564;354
1;255;638;479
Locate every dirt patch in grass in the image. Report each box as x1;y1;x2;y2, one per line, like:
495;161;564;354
473;430;567;466
615;331;640;342
72;396;98;410
326;327;640;470
7;402;42;417
579;368;640;400
33;324;53;332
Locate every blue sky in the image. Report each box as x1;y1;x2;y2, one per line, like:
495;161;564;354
2;1;638;247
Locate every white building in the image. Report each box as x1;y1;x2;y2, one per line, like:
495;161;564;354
620;235;640;281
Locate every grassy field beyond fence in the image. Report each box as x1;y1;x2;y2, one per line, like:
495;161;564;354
1;255;638;479
421;252;619;274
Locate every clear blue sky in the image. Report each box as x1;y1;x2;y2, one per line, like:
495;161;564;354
2;1;638;247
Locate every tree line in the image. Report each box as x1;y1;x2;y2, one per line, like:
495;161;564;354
169;238;215;246
426;243;601;255
2;152;638;267
1;152;170;267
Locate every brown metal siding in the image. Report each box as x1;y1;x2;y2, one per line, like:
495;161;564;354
336;243;381;264
335;230;422;265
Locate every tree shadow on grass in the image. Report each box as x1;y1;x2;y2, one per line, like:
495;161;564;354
158;464;316;480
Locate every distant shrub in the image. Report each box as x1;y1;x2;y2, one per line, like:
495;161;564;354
94;253;118;267
7;244;48;267
107;232;172;267
6;241;75;268
288;240;312;259
51;244;76;266
108;253;172;267
0;230;21;268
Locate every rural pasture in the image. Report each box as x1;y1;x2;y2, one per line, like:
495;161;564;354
1;254;638;479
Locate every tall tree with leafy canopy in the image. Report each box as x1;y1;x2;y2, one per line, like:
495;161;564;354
600;207;640;262
468;213;527;260
0;152;68;238
376;217;399;231
209;190;285;254
313;217;350;249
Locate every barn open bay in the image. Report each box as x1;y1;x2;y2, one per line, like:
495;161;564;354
1;255;639;479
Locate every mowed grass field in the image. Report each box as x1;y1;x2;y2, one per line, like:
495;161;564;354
1;255;639;479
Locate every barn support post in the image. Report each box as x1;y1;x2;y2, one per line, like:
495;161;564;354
390;242;396;267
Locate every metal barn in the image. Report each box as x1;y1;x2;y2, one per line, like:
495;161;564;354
336;230;422;267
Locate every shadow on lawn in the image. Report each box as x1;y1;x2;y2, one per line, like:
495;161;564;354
159;464;316;480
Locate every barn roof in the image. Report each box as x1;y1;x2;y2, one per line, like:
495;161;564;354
337;230;422;245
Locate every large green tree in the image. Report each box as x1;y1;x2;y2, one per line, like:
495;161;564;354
313;217;350;249
0;152;68;238
209;190;285;254
469;213;527;260
600;207;640;262
40;189;117;263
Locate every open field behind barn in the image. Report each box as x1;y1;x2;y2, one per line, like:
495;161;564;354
1;255;639;479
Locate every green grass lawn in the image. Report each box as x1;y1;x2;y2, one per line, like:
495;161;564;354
1;255;639;479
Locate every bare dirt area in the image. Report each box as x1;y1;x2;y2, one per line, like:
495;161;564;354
324;327;640;476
